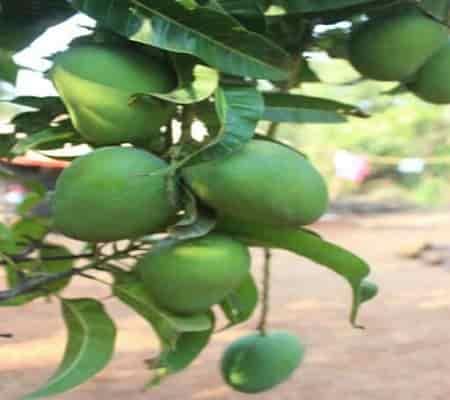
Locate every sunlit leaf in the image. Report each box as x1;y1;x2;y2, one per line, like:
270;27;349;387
24;298;116;399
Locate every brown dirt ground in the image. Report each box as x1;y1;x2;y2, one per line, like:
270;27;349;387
2;212;450;400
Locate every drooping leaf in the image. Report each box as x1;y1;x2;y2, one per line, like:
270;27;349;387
147;312;215;386
113;270;212;348
71;0;291;80
263;93;368;124
218;220;371;326
24;298;116;399
360;280;379;304
132;54;219;104
220;273;258;328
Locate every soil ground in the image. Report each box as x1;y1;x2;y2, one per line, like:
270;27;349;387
2;212;450;400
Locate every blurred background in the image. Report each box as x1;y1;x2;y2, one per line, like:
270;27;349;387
2;14;450;400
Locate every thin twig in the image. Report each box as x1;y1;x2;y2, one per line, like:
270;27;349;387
257;248;272;336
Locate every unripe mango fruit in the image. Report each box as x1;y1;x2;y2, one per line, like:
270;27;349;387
136;234;250;314
221;331;305;393
49;44;176;146
408;41;450;104
349;9;447;81
52;147;175;242
182;140;328;227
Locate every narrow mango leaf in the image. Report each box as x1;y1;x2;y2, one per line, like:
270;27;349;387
72;0;291;80
420;0;450;21
216;0;267;32
220;273;258;328
133;54;219;104
113;270;212;348
263;93;368;124
185;84;264;164
218;220;371;326
17;192;44;216
148;312;215;386
24;298;116;399
273;0;383;13
12;127;76;155
0;222;17;254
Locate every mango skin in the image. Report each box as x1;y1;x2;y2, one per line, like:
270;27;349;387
221;331;305;393
182;140;328;227
52;147;175;242
136;234;250;314
349;10;447;81
408;41;450;104
49;44;176;146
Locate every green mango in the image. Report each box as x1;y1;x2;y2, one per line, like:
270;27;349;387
49;44;177;146
221;331;305;393
349;8;447;81
183;140;328;227
408;41;450;104
52;147;175;242
136;234;250;314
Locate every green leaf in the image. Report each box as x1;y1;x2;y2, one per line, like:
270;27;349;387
0;49;18;84
420;0;450;21
186;84;264;164
24;298;116;399
218;220;370;326
272;0;384;13
263;93;368;124
168;184;217;240
12;126;76;156
220;273;258;327
17;192;44;216
360;280;378;304
12;217;50;243
0;134;16;158
148;312;215;386
133;54;219;104
0;222;17;253
216;0;267;32
37;245;74;294
0;259;42;307
72;0;291;80
113;270;212;348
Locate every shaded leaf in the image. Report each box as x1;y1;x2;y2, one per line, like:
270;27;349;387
72;0;291;80
133;54;219;105
220;273;258;327
147;312;215;386
12;126;76;156
113;270;212;348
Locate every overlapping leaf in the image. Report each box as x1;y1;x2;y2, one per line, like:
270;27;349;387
220;274;259;328
71;0;291;80
113;270;212;348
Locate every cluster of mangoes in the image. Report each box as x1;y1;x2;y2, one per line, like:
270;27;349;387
349;6;450;104
50;43;328;392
